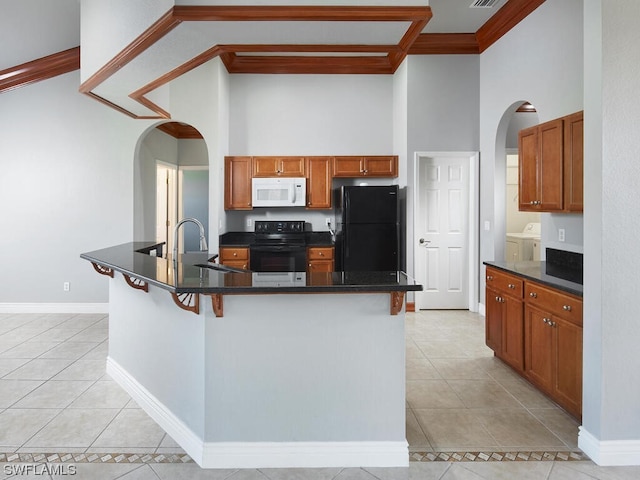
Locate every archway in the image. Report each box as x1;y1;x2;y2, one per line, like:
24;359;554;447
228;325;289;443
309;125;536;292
133;121;208;257
493;102;539;263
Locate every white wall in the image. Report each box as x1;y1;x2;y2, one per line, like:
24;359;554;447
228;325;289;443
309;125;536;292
0;71;152;305
579;0;640;463
479;0;584;301
229;74;394;155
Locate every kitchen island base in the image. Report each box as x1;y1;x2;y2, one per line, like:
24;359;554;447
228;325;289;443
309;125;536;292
106;277;408;469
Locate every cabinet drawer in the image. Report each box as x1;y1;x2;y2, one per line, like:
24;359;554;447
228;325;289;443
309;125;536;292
485;267;523;298
307;247;334;260
219;247;249;262
525;281;583;326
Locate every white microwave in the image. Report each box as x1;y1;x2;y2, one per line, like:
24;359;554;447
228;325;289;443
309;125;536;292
252;177;306;207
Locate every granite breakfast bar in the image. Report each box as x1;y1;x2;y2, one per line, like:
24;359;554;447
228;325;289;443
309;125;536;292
81;242;422;469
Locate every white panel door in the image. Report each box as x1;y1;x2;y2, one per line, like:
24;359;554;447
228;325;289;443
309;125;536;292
415;155;470;309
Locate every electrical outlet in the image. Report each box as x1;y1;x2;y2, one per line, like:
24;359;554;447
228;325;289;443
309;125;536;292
246;218;253;228
559;228;565;242
63;282;70;292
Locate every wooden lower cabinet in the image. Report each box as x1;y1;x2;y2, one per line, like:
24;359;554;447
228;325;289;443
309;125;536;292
485;268;524;372
524;281;583;419
485;267;582;419
307;246;334;274
219;247;249;270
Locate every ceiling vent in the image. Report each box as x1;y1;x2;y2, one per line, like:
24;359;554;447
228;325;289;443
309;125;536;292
470;0;502;7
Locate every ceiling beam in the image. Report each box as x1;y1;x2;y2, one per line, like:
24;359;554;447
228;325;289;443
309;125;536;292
408;33;479;55
0;47;80;94
476;0;546;52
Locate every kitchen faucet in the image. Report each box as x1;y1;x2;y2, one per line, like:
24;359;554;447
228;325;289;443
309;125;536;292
172;218;208;261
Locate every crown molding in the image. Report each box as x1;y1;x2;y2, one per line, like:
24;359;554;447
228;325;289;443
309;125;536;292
0;46;80;94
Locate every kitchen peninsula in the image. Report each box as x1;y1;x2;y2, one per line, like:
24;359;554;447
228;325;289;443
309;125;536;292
81;242;421;469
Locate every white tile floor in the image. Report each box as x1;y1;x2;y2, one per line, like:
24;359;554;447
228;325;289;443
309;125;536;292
0;310;638;480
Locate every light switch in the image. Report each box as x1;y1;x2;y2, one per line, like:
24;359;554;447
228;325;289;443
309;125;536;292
484;221;491;231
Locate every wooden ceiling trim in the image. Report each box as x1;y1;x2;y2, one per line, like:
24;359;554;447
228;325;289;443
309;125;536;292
390;14;432;71
408;33;480;55
0;46;80;94
129;45;225;119
476;0;546;53
173;5;431;22
157;122;203;139
224;55;395;75
225;44;398;54
79;8;180;95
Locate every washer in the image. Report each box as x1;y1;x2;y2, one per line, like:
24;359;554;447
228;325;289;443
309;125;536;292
506;223;541;262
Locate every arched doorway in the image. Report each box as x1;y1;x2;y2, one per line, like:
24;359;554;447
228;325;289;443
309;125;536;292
494;102;539;263
133;122;208;257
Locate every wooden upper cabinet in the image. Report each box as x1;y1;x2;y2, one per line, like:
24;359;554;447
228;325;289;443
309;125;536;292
518;112;583;214
564;111;584;212
333;156;398;178
253;156;305;177
306;157;332;209
224;156;253;210
518;118;564;212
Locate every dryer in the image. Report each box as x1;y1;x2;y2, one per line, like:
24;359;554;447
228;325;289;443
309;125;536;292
506;223;541;262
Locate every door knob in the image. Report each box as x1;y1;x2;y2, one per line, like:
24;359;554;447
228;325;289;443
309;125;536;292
419;238;430;245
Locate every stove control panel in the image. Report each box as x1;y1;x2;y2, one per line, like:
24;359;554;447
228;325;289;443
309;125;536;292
254;220;305;234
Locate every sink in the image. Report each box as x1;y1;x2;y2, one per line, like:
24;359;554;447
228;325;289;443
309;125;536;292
193;263;250;274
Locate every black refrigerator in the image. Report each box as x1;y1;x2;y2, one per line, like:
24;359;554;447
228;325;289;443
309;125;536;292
335;185;400;272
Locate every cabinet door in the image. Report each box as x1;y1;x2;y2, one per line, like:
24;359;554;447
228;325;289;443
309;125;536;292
501;296;524;372
524;305;554;394
554;317;583;418
538;119;564;211
333;156;364;177
306;157;332;209
253;156;305;177
363;156;398;177
485;287;503;353
224;157;252;210
518;126;539;211
564;111;584;212
307;247;334;273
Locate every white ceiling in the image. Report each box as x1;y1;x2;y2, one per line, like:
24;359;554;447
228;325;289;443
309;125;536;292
425;0;506;33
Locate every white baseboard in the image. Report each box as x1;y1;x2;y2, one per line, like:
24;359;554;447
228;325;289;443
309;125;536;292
579;426;640;466
0;303;108;314
106;357;204;464
478;303;486;316
107;357;409;469
201;441;409;469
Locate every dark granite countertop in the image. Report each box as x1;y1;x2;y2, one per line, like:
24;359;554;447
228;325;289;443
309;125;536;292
484;260;583;297
219;231;335;247
81;242;421;295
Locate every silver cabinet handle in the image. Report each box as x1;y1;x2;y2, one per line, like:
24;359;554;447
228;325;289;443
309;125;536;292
529;292;537;298
563;305;572;311
487;275;493;281
508;283;515;289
